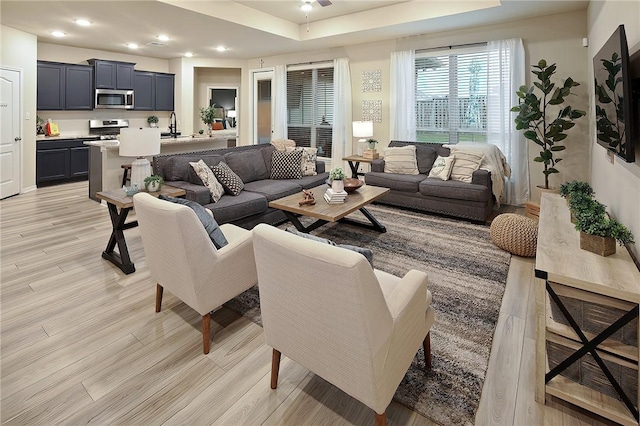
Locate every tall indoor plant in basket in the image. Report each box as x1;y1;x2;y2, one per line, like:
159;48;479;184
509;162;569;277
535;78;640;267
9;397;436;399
512;60;587;190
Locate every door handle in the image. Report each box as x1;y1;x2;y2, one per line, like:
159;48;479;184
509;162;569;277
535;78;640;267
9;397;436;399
14;137;22;142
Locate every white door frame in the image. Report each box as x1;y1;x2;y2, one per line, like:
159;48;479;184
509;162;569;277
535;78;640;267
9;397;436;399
249;68;274;145
0;66;23;199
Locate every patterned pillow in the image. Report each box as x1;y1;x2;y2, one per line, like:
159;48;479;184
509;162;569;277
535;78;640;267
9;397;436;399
211;162;244;196
383;145;419;175
270;139;296;152
449;151;484;183
159;195;228;249
286;146;317;176
189;159;225;202
271;149;303;180
428;155;456;181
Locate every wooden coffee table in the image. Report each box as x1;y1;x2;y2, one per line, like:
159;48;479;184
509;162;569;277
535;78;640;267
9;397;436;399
269;184;390;233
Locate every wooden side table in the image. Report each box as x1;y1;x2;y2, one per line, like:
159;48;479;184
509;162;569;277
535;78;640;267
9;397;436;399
96;185;186;274
342;155;383;178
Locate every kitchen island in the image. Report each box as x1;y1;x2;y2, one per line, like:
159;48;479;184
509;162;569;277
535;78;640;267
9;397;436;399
86;135;235;201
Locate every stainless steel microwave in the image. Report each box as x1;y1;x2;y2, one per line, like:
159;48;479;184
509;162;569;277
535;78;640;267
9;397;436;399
95;89;134;109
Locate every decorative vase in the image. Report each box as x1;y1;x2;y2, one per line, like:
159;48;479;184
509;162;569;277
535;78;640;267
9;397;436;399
147;181;161;193
332;179;344;193
149;122;158;128
207;123;213;136
579;232;616;257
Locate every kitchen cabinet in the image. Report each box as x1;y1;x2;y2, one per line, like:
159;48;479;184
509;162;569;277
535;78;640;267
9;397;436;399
37;61;93;110
89;59;135;90
37;138;95;185
133;71;175;111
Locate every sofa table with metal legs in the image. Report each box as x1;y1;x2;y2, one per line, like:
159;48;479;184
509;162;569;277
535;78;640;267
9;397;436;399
96;185;186;274
342;155;383;178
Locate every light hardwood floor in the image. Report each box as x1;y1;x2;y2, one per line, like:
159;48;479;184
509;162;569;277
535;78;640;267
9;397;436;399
0;181;614;425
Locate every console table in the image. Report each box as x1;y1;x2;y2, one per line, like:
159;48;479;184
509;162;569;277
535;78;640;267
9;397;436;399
535;193;640;425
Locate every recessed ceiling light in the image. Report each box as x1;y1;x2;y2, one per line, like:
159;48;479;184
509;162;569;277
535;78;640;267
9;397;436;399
127;43;139;49
184;52;194;57
75;19;91;26
215;46;226;52
157;35;170;42
51;31;66;37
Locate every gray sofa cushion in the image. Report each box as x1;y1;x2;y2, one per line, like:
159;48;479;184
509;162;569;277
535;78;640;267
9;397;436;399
161;180;211;205
365;172;427;193
225;149;269;183
203;191;268;224
298;172;330;189
419;178;490;202
163;155;225;184
261;145;276;177
389;141;438;174
243;179;301;201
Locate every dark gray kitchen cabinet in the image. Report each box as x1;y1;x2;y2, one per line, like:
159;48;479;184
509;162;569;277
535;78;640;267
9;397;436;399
37;139;94;186
89;59;135;90
133;71;154;111
64;65;93;110
154;73;175;111
37;62;65;110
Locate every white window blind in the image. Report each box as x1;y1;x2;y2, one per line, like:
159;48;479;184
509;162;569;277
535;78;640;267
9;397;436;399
415;46;494;144
287;66;334;157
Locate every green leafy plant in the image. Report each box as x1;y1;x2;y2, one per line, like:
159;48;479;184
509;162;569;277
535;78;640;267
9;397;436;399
367;138;378;150
329;167;345;181
144;174;164;191
594;52;628;157
559;180;595;199
569;193;604;222
199;106;222;125
575;208;635;246
512;59;586;189
147;115;159;124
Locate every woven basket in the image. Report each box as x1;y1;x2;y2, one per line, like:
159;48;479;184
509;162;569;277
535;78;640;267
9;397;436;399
580;232;616;256
490;213;538;257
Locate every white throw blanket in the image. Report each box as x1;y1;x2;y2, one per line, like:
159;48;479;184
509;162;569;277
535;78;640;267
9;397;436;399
444;143;512;207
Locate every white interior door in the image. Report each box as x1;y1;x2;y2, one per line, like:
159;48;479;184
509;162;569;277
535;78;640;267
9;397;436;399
0;67;22;199
251;70;273;145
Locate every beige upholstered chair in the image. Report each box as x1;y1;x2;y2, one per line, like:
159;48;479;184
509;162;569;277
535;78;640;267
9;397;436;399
133;192;258;354
252;224;435;426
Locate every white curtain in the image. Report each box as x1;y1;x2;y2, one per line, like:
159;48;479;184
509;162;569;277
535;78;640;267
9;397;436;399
272;65;288;140
487;38;529;206
332;58;352;169
390;50;416;141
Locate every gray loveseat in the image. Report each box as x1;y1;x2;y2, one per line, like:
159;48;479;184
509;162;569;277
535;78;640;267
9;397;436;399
153;144;329;229
365;141;494;223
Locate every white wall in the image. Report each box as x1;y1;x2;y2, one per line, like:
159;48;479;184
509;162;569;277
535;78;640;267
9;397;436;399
587;0;640;259
1;25;37;192
247;10;590;199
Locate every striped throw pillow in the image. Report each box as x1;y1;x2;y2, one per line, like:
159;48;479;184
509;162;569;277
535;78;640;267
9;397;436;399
383;145;419;175
449;151;484;183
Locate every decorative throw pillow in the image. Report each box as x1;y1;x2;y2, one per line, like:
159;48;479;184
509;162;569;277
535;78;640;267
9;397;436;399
189;159;225;202
286;146;317;176
383;145;419;175
271;149;303;180
449;151;484;183
212;122;224;130
211;162;244;196
270;139;296;152
428;155;456;181
159;195;228;249
285;227;374;267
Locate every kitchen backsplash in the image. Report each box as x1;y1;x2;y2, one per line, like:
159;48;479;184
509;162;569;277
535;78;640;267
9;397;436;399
36;110;173;137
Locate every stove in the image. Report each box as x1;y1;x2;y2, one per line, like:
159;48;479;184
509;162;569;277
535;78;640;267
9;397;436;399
89;119;129;139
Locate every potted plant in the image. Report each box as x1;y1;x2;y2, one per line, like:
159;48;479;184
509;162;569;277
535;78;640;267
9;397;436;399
569;193;602;224
200;106;221;134
367;138;378;150
559;180;594;206
329;167;346;193
574;204;634;256
144;174;164;192
512;59;587;190
147;115;159;128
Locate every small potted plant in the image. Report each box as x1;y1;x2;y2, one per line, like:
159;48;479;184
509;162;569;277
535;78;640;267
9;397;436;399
329;167;345;192
144;174;164;192
569;193;602;224
147;115;159;128
363;138;380;159
367;138;378;150
560;180;595;207
200;106;221;135
574;201;634;256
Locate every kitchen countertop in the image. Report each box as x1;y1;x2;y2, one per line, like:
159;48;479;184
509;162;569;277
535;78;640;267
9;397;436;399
84;135;235;150
37;134;100;141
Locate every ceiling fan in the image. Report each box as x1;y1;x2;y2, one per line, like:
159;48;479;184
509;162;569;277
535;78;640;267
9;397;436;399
301;0;332;10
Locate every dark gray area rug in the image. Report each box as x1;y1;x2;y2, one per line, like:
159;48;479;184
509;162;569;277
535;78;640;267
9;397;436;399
224;205;511;425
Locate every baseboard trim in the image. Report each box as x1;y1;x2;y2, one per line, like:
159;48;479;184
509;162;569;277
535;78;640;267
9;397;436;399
21;185;37;194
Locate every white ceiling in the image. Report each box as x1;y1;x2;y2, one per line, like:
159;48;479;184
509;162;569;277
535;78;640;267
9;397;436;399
0;0;589;60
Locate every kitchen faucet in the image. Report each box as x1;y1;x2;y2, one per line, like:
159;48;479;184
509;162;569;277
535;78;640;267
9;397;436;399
169;111;177;138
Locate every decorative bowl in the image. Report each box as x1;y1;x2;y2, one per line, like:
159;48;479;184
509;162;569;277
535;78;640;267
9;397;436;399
343;178;364;193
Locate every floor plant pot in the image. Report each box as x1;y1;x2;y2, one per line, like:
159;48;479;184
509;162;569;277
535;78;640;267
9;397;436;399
579;232;616;257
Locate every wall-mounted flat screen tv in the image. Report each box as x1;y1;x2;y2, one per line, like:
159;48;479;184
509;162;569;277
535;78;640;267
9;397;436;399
593;24;637;163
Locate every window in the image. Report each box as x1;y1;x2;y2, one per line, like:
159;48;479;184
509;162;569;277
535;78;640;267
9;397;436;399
415;47;490;144
287;66;334;157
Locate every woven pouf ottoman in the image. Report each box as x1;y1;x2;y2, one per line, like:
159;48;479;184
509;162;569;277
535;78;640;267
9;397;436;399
490;213;538;257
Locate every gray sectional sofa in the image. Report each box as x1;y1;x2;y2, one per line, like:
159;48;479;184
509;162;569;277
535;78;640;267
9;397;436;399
153;144;329;229
365;141;494;223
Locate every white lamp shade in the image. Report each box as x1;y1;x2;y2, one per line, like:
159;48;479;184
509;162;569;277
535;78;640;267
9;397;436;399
227;110;236;118
352;121;373;138
119;127;161;158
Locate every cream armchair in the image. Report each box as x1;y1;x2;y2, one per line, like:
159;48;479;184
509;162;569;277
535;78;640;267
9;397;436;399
252;224;435;426
133;192;257;354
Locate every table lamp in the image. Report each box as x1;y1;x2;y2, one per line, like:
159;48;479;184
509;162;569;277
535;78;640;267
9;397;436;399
352;121;373;156
118;127;161;191
227;109;236;127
